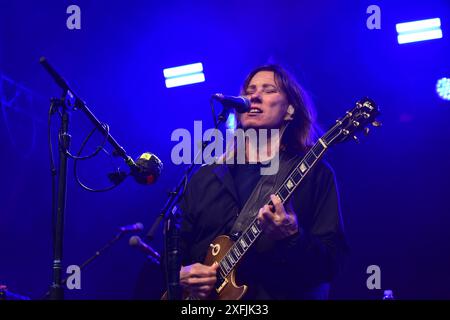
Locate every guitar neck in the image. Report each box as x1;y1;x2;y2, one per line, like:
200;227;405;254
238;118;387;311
217;136;331;278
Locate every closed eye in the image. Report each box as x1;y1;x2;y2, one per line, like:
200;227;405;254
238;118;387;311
245;84;278;95
262;84;278;94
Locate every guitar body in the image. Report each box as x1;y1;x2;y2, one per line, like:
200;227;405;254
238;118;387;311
203;235;247;300
161;235;247;300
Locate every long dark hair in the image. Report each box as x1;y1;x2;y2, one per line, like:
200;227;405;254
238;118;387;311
240;64;320;153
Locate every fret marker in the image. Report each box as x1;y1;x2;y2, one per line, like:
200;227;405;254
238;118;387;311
286;179;294;190
318;138;328;148
299;163;307;173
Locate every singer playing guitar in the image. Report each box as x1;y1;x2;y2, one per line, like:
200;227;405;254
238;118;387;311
177;64;349;300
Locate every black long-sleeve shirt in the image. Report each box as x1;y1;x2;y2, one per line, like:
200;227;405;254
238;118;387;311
179;152;347;299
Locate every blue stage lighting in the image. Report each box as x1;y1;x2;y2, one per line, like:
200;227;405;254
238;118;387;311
163;63;205;88
436;78;450;101
396;18;442;44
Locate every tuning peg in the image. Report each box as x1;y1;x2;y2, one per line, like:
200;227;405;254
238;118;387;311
353;135;360;143
372;120;382;127
364;127;370;136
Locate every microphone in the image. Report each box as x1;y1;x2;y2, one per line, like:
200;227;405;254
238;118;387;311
129;236;161;264
130;152;163;185
119;222;144;233
212;93;251;113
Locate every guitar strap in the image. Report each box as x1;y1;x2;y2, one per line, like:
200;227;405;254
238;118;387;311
229;152;302;236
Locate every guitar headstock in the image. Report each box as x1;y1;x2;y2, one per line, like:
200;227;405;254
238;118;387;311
323;97;381;146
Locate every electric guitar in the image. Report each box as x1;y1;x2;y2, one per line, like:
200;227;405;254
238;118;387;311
167;97;380;300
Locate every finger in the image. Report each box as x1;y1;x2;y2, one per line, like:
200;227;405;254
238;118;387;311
257;208;265;225
194;285;214;293
282;202;298;227
189;285;214;298
261;208;276;225
186;276;217;286
196;289;214;299
191;264;218;277
194;277;217;286
270;194;284;214
263;204;275;216
271;195;294;225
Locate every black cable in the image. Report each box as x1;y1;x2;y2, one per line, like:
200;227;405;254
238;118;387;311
73;125;125;192
48;99;58;242
62;123;110;161
210;97;218;128
49;100;126;193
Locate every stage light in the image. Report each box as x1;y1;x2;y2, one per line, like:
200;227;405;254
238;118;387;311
436;78;450;101
165;73;205;88
226;112;236;130
163;63;205;88
396;18;442;44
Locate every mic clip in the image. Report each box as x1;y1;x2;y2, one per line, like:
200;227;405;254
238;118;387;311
107;169;128;185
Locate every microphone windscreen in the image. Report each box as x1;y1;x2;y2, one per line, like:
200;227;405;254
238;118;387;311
134;152;163;185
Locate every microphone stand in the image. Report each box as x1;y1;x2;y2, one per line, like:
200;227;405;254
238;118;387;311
146;106;231;300
40;57;140;300
48;88;70;300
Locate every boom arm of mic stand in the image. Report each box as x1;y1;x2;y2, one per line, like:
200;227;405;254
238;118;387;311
40;57;137;169
73;97;136;168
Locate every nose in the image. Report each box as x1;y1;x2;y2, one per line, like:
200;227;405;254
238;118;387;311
249;90;262;104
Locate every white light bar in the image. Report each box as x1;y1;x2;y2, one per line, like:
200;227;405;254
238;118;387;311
163;63;203;78
396;18;441;33
163;63;205;88
398;29;443;44
396;18;443;44
165;73;205;88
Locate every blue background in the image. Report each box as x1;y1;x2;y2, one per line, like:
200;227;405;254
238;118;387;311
1;0;449;299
